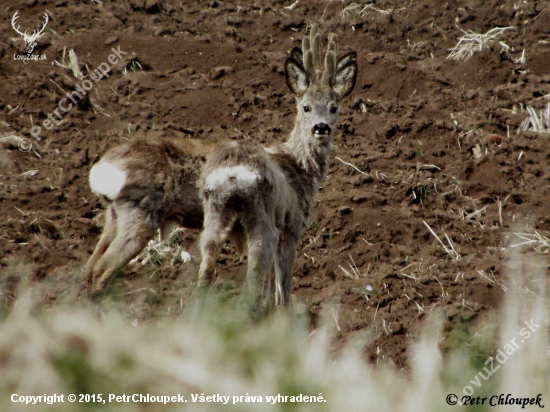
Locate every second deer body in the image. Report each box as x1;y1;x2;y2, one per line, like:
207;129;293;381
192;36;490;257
84;137;213;293
198;26;357;309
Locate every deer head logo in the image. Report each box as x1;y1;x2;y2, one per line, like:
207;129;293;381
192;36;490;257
11;11;49;56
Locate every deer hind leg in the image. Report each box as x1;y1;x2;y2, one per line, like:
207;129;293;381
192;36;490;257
197;209;235;288
275;236;298;307
243;218;279;314
83;205;117;288
90;205;157;294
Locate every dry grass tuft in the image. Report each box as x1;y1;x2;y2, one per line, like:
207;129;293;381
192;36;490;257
54;47;83;80
510;231;550;253
517;103;550;134
447;26;514;61
422;220;461;261
130;227;192;266
341;2;405;18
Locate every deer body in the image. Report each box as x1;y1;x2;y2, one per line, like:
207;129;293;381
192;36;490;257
85;137;214;292
198;26;357;309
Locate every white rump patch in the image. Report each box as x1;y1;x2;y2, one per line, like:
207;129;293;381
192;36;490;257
205;166;259;191
89;162;127;200
180;251;192;263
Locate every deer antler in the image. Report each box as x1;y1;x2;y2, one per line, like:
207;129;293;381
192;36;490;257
302;24;319;81
301;24;339;86
301;33;313;80
321;33;337;86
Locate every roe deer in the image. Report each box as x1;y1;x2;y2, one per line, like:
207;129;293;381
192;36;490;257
83;32;313;295
82;31;309;294
198;25;357;310
84;137;214;293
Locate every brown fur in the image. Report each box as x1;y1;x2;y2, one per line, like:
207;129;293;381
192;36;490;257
85;136;214;293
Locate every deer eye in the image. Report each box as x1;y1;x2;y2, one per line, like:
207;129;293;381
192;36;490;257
330;106;337;114
303;105;311;112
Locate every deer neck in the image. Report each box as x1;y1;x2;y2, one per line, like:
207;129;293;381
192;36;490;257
283;123;332;190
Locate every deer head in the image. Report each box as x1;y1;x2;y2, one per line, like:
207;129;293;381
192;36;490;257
11;11;49;55
285;25;357;148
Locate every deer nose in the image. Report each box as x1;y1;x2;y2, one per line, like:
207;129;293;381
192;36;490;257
312;123;331;136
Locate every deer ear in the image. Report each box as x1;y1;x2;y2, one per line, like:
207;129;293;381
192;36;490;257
336;51;357;72
333;59;357;99
285;57;308;96
290;47;303;65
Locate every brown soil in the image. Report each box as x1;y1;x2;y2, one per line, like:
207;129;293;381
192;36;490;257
1;0;549;366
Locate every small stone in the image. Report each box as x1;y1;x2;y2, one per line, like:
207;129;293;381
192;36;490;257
338;206;353;216
210;66;233;80
104;36;118;45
